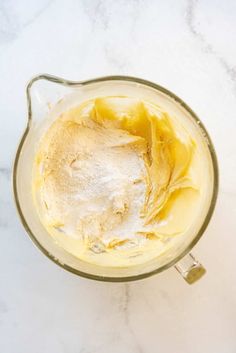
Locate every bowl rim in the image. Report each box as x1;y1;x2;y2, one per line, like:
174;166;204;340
12;74;219;282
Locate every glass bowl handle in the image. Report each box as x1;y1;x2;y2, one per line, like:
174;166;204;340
175;253;206;284
26;74;83;125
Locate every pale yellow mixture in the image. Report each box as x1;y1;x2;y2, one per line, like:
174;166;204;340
33;97;204;267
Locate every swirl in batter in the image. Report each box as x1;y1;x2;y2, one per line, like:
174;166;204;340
33;97;201;266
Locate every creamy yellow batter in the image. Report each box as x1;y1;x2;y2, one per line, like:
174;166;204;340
33;97;202;267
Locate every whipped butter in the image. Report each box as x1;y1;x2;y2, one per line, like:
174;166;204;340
32;97;209;267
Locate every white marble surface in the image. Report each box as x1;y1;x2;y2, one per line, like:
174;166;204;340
0;1;236;352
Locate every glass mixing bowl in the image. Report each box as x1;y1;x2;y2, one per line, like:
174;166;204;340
13;75;218;283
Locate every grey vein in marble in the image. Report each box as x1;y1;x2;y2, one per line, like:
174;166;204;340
102;1;143;71
186;0;236;90
0;299;8;314
0;213;8;229
81;0;109;30
104;45;129;71
0;200;12;229
122;284;143;353
0;167;11;179
0;0;54;44
81;0;143;71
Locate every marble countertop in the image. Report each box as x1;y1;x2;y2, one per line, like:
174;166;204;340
1;1;236;352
